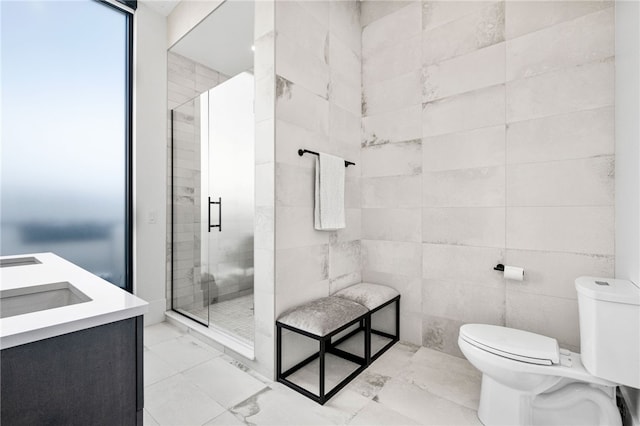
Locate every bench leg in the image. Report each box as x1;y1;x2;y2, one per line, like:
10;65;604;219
365;315;372;365
319;339;326;403
395;297;400;341
276;325;282;379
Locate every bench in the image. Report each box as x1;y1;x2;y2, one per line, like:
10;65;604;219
276;283;400;404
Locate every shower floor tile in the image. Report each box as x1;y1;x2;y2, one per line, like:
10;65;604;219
190;293;254;343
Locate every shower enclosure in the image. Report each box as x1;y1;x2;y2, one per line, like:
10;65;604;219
171;72;255;344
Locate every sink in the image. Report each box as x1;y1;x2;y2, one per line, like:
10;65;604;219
0;257;41;268
0;282;91;319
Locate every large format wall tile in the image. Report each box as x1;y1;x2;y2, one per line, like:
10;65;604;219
255;119;275;165
423;125;505;172
362;175;422;208
329;34;361;115
275;207;330;250
422;207;505;248
276;32;329;99
296;1;329;27
506;7;614;81
275;163;315;208
423;166;505;207
329;0;361;55
363;106;422;146
422;243;504;289
363;36;422;87
506;206;614;255
422;84;505;137
329;240;361;280
363;70;422;117
505;249;614;300
275;0;328;62
422;279;505;325
422;1;489;32
362;1;421;57
255;74;275;123
275;119;328;167
362;239;422;278
423;42;505;102
422;315;465;356
506;156;614;207
361;140;422;178
275;244;329;309
276;76;329;136
362;208;422;243
505;290;580;351
330;103;361;148
505;0;613;40
422;2;505;66
334;208;362;243
361;0;413;28
506;106;614;164
506;58;614;123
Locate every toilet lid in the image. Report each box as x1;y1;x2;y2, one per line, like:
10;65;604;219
460;324;559;366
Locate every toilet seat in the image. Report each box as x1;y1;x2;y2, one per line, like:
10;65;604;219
460;324;559;366
459;325;617;387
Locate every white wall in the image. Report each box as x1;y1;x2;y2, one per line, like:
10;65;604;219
616;0;640;285
167;0;223;48
615;1;640;424
134;3;168;325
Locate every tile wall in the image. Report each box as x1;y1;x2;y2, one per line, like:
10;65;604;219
360;0;615;354
273;0;362;316
253;0;277;376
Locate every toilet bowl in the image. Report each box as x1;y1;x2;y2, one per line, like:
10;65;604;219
459;324;620;426
458;277;640;426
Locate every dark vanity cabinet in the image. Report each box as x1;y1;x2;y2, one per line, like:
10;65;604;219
1;316;144;426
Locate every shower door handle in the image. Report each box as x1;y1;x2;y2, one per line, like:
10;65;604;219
208;196;221;232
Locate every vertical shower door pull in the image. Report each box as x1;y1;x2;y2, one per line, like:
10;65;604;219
208;196;221;232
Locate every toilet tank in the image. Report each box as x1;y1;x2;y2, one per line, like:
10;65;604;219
576;277;640;388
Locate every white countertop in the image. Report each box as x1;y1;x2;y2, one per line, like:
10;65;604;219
0;252;148;350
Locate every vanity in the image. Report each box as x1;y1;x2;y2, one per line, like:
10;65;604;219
0;253;148;426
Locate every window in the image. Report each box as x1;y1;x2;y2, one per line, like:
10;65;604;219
1;0;133;290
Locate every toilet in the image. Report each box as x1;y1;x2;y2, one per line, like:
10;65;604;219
458;277;640;426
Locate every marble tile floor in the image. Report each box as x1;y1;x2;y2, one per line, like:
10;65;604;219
144;321;483;426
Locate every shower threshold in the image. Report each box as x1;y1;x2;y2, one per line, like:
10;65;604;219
165;309;255;360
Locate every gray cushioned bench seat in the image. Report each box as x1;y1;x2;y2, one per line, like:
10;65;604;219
334;283;399;311
277;297;368;337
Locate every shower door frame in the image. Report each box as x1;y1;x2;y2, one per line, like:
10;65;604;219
170;107;209;327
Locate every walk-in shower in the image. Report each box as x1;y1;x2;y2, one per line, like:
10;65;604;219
169;0;255;346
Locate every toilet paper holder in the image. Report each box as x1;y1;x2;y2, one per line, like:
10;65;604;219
493;264;505;272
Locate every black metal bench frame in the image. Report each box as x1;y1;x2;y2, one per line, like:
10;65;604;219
276;295;400;405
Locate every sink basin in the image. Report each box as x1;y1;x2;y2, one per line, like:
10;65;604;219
0;257;41;268
0;282;91;319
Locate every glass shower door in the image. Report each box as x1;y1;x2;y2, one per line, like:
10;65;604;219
202;72;255;341
171;95;209;325
172;72;254;338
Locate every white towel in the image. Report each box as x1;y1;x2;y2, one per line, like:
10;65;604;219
314;153;346;230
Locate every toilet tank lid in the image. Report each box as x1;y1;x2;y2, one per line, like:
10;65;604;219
575;277;640;306
460;324;559;365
